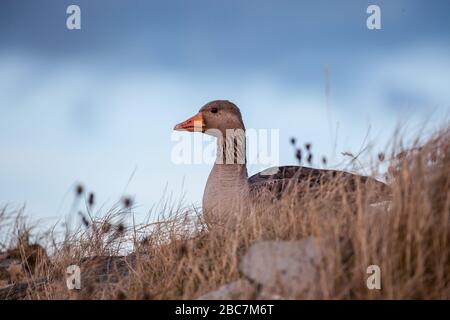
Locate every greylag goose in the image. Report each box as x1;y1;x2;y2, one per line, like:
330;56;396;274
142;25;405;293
174;100;387;224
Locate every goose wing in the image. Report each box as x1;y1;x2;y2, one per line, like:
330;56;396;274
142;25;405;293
248;166;386;199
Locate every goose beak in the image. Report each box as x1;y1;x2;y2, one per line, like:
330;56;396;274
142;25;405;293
174;112;205;132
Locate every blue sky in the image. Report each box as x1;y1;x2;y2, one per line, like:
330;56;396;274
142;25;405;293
0;0;449;223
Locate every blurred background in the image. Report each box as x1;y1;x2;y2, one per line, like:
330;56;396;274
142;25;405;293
0;0;449;224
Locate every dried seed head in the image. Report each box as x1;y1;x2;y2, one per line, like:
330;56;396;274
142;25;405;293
78;211;89;227
101;222;112;234
88;193;95;207
378;152;385;162
321;156;327;165
307;153;313;165
290;137;296;146
295;149;302;163
75;184;84;196
305;143;311;151
122;197;133;208
342;151;355;158
116;223;125;234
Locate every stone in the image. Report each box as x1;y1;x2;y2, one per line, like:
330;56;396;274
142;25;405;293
197;279;256;300
239;238;323;298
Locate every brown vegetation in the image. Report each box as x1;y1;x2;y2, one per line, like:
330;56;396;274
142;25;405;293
0;124;449;299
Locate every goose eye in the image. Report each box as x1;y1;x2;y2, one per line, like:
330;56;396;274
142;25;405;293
211;107;218;114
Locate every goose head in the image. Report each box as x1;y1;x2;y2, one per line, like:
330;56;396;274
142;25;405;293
174;100;245;137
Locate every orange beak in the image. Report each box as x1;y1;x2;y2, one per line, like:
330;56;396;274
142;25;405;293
174;112;206;132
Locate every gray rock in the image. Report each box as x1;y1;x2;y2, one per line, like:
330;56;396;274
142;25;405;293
239;238;323;297
197;279;256;300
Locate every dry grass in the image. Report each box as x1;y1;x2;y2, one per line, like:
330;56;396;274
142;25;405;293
0;124;449;300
